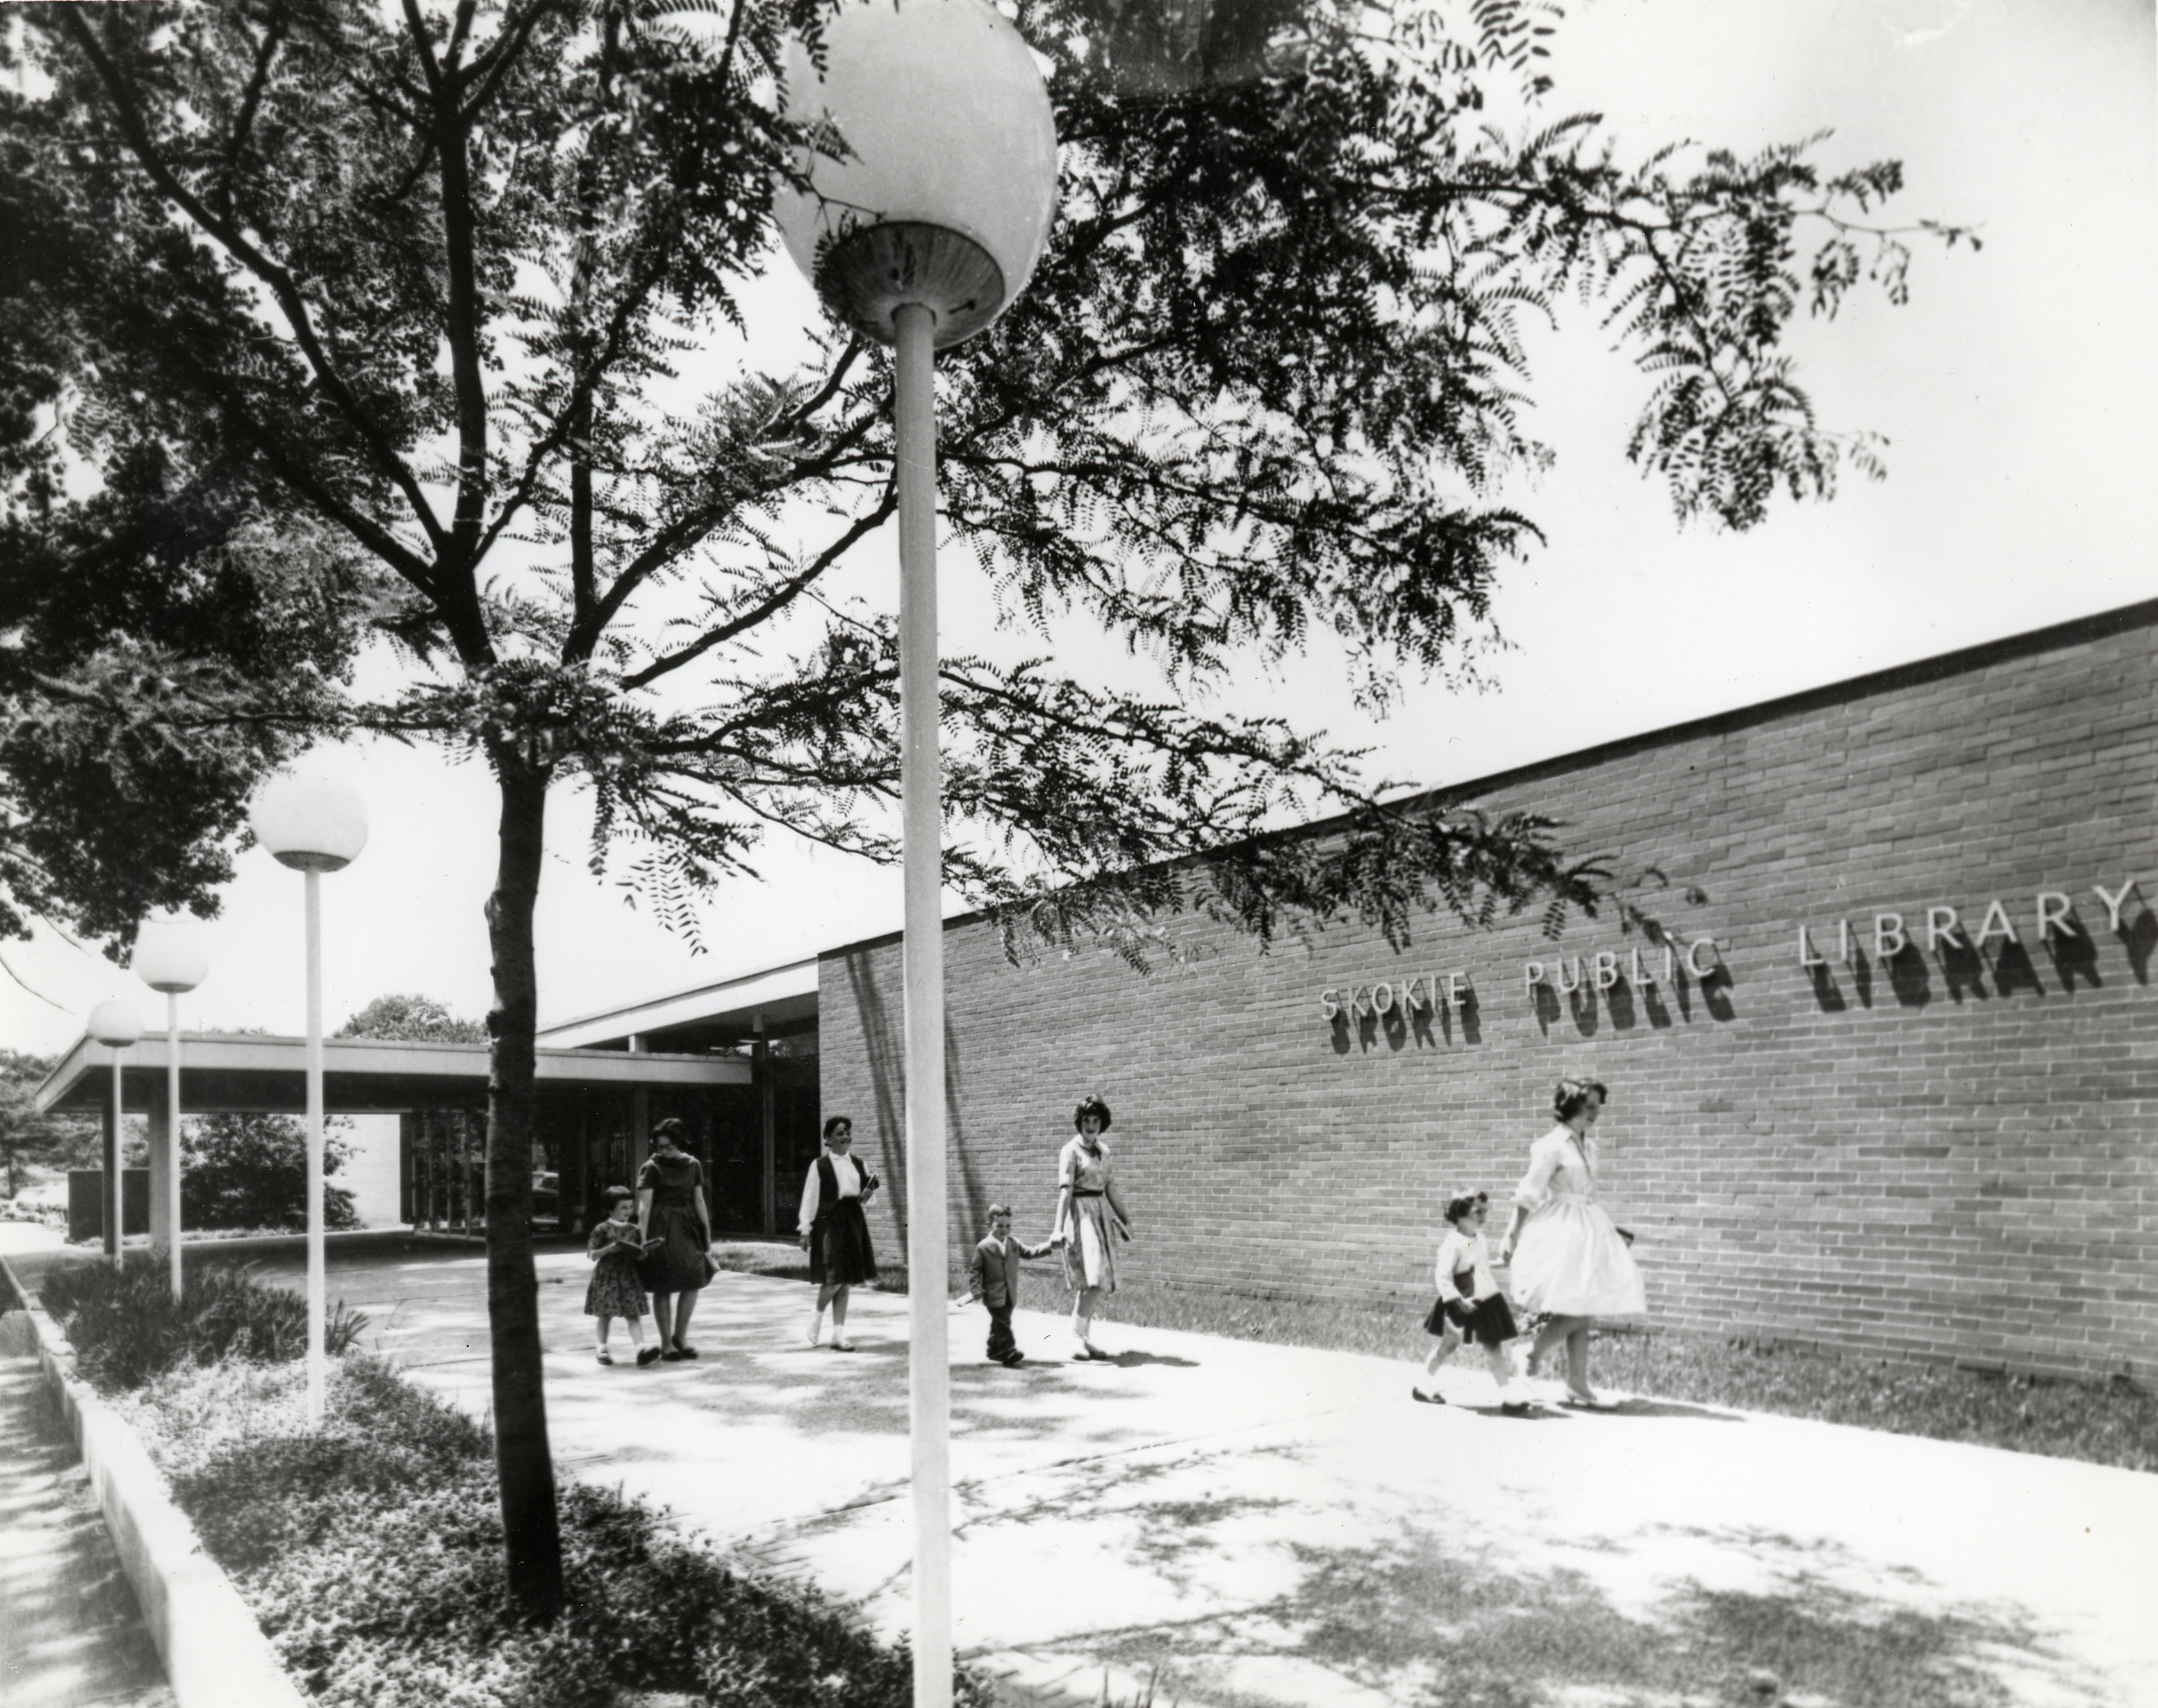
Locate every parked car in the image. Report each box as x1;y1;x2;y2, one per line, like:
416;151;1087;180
531;1171;559;1222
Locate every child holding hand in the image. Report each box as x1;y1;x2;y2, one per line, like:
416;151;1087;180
587;1186;661;1367
1415;1189;1527;1412
961;1203;1055;1367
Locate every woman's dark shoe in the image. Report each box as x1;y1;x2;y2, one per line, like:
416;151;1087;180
660;1348;684;1362
635;1346;663;1367
673;1342;699;1359
1411;1387;1446;1405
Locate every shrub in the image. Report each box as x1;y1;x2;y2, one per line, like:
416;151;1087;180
181;1112;359;1232
38;1254;367;1389
124;1350;996;1708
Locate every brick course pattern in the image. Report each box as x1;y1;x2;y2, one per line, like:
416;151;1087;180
819;603;2158;1383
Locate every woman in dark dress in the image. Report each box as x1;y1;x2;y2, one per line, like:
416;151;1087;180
636;1119;714;1360
797;1115;878;1350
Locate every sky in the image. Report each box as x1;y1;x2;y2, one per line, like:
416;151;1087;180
2;0;2153;1058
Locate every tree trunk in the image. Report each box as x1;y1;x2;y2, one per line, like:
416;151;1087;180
483;752;564;1622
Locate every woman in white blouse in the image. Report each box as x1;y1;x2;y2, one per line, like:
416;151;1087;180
798;1115;879;1350
1499;1078;1646;1406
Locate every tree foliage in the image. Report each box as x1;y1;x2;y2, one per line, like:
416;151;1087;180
0;0;1958;1618
180;1111;360;1233
338;992;490;1044
0;1048;102;1194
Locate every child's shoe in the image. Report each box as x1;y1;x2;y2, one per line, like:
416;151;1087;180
1411;1386;1445;1404
595;1349;614;1366
833;1335;857;1351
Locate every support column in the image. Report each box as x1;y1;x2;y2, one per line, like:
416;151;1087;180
628;1033;650;1178
101;1080;119;1262
757;1015;775;1237
146;1104;172;1260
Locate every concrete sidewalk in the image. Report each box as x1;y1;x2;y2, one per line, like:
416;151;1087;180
0;1234;174;1708
189;1238;2158;1708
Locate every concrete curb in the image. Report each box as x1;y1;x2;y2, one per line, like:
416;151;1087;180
0;1253;307;1708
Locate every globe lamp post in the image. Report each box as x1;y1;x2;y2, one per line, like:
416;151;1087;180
774;5;1057;1700
135;918;209;1301
87;998;143;1268
249;772;368;1427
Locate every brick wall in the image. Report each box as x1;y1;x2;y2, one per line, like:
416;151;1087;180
819;603;2158;1382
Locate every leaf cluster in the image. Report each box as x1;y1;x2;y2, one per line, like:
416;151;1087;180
0;0;1964;960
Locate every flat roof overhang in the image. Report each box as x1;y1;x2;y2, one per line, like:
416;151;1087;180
536;957;819;1049
35;1032;749;1116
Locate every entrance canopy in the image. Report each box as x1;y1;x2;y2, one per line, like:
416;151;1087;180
35;1032;748;1115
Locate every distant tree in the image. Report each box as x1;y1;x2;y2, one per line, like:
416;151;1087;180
338;993;489;1044
0;1049;100;1196
180;1111;359;1232
1;0;1963;1621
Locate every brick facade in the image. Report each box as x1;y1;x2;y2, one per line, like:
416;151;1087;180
819;602;2158;1382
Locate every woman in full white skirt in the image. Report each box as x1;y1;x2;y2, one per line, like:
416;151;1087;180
1052;1096;1133;1360
1499;1078;1645;1406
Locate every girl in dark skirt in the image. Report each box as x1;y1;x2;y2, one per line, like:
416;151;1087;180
1415;1189;1528;1412
587;1186;661;1367
637;1119;715;1361
797;1115;879;1350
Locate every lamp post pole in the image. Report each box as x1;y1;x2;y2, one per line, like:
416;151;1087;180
87;999;143;1268
774;8;1056;1694
892;297;951;1684
304;866;326;1417
166;992;183;1294
109;1050;124;1264
250;771;367;1430
136;918;209;1301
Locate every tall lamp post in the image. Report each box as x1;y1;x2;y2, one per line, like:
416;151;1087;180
86;999;143;1267
249;772;368;1428
135;918;209;1301
775;5;1058;1702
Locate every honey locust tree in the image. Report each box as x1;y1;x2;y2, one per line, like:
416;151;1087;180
1;0;1958;1620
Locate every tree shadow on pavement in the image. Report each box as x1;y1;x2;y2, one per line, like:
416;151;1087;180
1567;1397;1744;1421
1081;1521;2105;1708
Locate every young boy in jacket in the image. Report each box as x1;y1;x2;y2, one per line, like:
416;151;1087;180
963;1204;1056;1367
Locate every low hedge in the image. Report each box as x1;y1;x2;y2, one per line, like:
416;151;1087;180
38;1253;369;1389
56;1264;993;1706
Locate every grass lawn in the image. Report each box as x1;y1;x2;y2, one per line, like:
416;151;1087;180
706;1236;2153;1473
991;1269;2156;1474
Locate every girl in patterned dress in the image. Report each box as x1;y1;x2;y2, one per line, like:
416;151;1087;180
586;1187;660;1367
1052;1096;1134;1360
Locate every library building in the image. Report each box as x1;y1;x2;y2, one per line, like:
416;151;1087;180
546;596;2156;1385
39;598;2154;1383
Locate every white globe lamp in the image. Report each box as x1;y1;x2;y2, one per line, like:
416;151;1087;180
249;769;368;1426
136;917;210;1299
250;772;369;872
87;998;143;1048
775;8;1058;1703
774;0;1058;349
